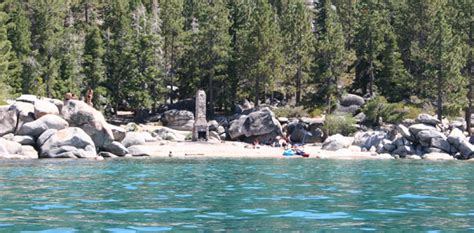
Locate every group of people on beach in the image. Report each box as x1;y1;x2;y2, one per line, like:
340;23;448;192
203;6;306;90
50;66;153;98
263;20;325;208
250;131;309;157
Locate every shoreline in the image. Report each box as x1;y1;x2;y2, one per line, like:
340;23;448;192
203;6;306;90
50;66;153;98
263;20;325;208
108;141;416;160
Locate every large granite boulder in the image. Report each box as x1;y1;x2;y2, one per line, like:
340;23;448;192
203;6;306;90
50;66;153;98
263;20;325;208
21;145;38;159
228;115;248;139
34;100;59;119
13;135;35;146
397;124;414;142
243;108;282;137
127;145;152;157
121;132;147;148
289;124;323;144
0;106;17;137
416;130;445;147
40;127;97;158
423;152;454;161
322;134;354;151
416;114;440;126
62;100;114;149
9;102;35;132
37;129;58;147
409;124;436;136
340;94;365;107
458;141;474;159
353;131;387;150
162;109;194;131
447;128;466;148
103;141;128;156
0;138;22;155
228;108;282;141
17;114;68;138
153;127;181;141
109;124;127;142
16;94;38;104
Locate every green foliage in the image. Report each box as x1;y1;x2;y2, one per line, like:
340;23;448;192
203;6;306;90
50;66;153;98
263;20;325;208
273;106;308;118
323;114;356;136
0;80;11;105
280;0;313;104
238;1;284;106
362;96;406;126
0;0;471;121
312;0;350;110
404;105;423;120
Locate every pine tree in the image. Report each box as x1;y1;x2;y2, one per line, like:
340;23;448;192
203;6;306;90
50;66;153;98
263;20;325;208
104;0;137;112
126;0;164;115
83;23;106;105
312;0;349;111
5;1;42;96
281;0;313;104
353;0;386;97
240;1;284;107
376;28;412;102
425;7;467;120
0;1;15;96
58;6;83;97
397;0;438;99
161;0;185;104
180;0;231;116
30;0;67;98
227;0;251;110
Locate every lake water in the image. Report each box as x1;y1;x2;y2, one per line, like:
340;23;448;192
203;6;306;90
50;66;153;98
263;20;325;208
1;159;474;232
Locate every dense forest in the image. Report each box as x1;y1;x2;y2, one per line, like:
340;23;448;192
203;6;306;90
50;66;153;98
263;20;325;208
0;0;472;122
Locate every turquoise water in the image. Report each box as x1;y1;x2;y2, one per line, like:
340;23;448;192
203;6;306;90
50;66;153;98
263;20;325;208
1;159;474;232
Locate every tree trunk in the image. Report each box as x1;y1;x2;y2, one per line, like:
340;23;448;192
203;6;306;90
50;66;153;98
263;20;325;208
369;60;374;97
84;2;89;24
209;71;215;118
466;5;473;135
255;78;260;107
296;66;302;105
437;17;443;121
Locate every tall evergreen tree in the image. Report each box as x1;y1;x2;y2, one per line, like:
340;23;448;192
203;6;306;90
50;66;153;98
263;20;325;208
376;28;412;102
312;0;349;111
180;0;230;116
30;0;67;98
281;0;313;104
240;1;284;106
83;23;106;105
0;1;15;92
353;0;386;97
426;6;466;120
226;0;251;110
103;0;136;112
58;6;83;97
161;0;184;104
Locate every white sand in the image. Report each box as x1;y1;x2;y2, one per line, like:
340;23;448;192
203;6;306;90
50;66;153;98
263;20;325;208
142;141;394;160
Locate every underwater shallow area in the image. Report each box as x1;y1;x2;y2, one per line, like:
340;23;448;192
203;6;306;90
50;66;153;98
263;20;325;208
1;158;474;232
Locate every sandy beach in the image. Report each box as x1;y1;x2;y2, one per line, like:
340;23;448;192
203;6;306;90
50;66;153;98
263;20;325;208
141;141;394;160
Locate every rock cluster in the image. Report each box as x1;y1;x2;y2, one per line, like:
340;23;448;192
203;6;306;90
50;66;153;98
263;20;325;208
322;113;473;160
0;95;154;159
